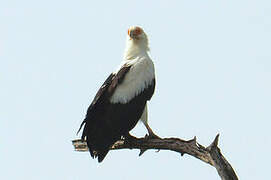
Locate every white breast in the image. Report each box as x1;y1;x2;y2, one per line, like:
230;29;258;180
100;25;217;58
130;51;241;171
110;57;155;104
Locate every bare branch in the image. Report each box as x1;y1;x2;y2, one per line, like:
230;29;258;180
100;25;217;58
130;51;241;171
72;134;238;180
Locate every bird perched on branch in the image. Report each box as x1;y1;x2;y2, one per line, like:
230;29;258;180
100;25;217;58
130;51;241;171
77;26;157;162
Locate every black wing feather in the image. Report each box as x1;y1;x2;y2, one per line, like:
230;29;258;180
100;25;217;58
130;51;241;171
77;65;131;137
76;73;114;135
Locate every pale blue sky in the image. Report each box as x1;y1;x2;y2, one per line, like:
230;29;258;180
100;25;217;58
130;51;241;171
1;0;271;179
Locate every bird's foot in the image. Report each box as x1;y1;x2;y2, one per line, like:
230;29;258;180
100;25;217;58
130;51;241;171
144;132;161;140
125;133;138;143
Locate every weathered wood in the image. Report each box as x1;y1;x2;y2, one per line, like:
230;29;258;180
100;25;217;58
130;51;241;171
72;134;238;180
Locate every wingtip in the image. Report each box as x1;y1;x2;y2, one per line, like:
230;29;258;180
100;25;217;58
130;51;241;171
76;120;86;135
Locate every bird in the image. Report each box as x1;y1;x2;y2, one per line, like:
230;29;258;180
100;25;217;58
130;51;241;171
77;26;157;162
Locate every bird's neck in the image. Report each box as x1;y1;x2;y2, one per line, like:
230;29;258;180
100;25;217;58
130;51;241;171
124;38;149;60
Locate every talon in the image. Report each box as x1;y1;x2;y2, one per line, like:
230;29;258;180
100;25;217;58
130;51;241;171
145;132;161;139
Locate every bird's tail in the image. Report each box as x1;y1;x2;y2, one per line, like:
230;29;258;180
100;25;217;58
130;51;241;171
86;136;116;163
97;149;109;163
83;122;119;163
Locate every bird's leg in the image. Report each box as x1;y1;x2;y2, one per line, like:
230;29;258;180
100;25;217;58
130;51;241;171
141;104;161;139
144;123;160;139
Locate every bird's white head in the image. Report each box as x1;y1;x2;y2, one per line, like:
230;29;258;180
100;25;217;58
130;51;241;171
124;26;150;60
128;26;146;40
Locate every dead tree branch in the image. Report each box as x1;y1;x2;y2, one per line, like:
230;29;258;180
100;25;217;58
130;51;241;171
72;134;238;180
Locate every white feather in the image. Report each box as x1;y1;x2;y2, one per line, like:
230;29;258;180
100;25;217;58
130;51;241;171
110;26;155;104
110;55;155;104
140;104;148;124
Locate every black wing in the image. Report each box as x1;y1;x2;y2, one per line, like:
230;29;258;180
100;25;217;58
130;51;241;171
77;65;131;136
